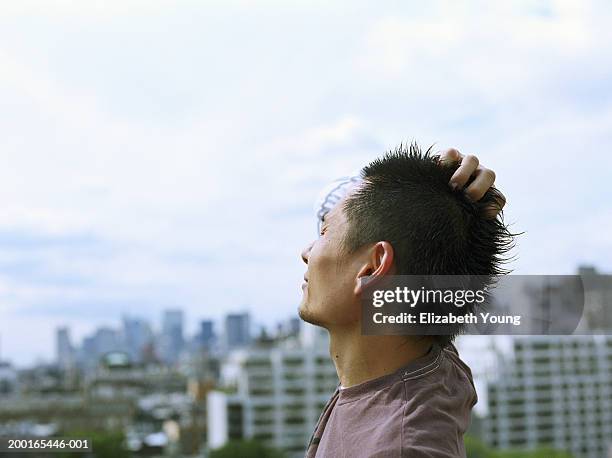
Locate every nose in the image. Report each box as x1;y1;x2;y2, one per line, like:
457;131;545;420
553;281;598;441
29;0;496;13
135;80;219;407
301;241;314;264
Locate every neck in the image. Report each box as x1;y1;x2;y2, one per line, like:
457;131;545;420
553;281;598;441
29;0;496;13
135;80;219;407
328;325;434;388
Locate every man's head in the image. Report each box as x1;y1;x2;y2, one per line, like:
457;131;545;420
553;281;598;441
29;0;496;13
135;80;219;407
299;143;513;343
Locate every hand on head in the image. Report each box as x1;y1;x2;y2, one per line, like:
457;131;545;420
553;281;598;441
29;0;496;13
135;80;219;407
438;148;506;219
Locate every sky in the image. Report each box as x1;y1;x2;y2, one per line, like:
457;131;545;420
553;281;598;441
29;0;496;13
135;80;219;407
0;0;611;366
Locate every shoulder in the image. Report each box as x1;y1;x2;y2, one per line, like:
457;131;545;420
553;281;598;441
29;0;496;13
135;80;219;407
398;344;476;457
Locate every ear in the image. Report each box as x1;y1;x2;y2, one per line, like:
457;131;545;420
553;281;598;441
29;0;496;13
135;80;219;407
354;241;394;295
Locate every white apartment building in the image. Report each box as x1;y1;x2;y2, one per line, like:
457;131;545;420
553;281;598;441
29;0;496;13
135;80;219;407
485;336;612;458
207;326;338;458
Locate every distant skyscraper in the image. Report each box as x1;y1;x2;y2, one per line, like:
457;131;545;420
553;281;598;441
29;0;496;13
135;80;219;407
224;312;251;350
578;265;612;331
78;335;98;370
160;309;184;364
77;326;123;370
198;320;215;349
122;316;153;363
56;327;74;370
93;327;122;356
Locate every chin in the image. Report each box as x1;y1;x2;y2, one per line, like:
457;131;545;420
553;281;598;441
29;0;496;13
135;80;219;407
298;303;324;327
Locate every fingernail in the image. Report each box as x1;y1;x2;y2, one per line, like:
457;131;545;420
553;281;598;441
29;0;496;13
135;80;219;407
450;182;459;191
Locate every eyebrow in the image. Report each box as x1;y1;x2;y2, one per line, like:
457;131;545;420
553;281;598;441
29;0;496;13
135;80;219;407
318;213;332;235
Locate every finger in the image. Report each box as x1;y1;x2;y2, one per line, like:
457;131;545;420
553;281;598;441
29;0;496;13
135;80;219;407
449;154;479;189
438;148;463;166
464;167;496;201
483;189;506;219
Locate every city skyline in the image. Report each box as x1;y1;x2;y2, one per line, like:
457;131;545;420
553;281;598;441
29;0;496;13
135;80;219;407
0;308;300;368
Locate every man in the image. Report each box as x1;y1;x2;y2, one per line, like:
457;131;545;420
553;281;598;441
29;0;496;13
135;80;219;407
299;144;511;457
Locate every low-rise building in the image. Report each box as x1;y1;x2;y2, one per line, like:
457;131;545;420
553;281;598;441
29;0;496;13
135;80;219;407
485;336;612;458
208;326;337;458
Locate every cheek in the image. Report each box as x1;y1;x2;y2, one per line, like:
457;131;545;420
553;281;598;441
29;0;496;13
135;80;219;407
309;240;337;279
310;245;354;301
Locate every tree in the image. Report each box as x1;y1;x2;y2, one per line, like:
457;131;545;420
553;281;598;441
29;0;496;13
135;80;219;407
209;439;287;458
465;435;573;458
56;430;131;458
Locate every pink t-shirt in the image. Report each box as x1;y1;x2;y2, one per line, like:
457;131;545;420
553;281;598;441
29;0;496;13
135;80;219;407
305;343;477;458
